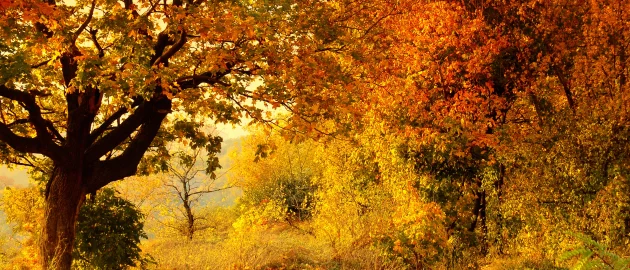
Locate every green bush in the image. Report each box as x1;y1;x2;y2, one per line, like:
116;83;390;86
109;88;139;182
560;233;630;270
73;188;153;269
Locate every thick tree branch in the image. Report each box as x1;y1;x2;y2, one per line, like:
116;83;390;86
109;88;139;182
30;59;50;69
88;28;105;58
45;120;65;142
0;85;61;144
87;108;128;145
64;87;102;151
0;124;43;153
87;98;142;146
85;100;151;162
7;119;29;127
176;66;233;89
0;123;63;160
87;64;227;164
71;0;97;45
123;0;133;9
60;48;81;87
152;30;187;67
149;32;175;65
86;98;171;193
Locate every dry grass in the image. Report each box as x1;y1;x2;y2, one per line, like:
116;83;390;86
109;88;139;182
138;225;405;270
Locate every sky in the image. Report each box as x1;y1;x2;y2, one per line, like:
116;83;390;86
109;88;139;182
215;122;249;140
0;167;29;188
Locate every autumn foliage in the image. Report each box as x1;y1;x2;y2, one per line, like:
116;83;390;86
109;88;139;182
1;0;629;268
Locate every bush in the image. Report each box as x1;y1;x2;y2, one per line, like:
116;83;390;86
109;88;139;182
73;188;153;270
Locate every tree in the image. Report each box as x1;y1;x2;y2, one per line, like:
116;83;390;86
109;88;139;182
161;147;231;240
0;0;351;268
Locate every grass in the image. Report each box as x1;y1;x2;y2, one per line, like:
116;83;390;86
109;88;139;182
138;224;405;270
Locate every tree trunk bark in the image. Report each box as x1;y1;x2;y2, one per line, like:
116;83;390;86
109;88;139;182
41;167;86;270
184;201;195;241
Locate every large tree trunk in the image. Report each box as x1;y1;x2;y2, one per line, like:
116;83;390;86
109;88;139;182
41;167;87;270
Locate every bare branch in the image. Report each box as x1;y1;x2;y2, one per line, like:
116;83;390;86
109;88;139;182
7;119;29;127
167;163;187;183
188;186;235;197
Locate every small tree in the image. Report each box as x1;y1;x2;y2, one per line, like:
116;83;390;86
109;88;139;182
73;188;151;270
162;146;231;240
